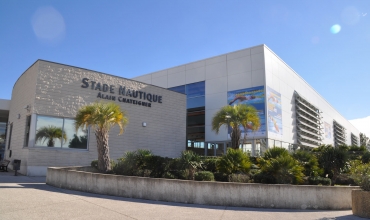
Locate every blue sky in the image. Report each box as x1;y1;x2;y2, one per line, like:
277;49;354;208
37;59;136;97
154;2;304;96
1;0;369;120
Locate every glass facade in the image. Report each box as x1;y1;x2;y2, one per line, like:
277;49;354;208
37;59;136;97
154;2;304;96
168;81;205;109
35;115;88;149
169;81;205;155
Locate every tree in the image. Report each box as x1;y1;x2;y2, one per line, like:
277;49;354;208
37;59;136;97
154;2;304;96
75;102;128;172
360;133;369;148
212;104;260;149
317;145;349;185
35;125;67;147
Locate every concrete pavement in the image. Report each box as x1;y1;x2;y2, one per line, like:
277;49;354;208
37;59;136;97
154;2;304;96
0;171;364;220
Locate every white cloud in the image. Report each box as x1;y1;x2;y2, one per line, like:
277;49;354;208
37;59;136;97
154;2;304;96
349;116;370;137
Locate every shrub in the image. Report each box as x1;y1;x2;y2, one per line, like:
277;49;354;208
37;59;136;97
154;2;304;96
252;172;276;184
228;173;250;183
308;176;331;186
194;171;215;181
349;145;367;152
292;150;322;177
362;151;370;164
350;161;370;191
144;155;173;178
217;148;251;175
113;150;152;176
258;154;304;184
202;158;219;173
317;146;349;185
214;172;228;182
263;147;289;159
179;151;203;180
335;174;356;185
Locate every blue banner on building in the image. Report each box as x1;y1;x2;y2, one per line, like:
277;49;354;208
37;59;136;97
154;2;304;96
227;86;266;137
267;86;283;135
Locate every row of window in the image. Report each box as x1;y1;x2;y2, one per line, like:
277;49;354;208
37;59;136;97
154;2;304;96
34;116;88;149
168;81;205;109
7;115;89;152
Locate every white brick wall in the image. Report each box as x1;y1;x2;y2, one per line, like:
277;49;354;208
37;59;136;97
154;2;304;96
7;60;186;175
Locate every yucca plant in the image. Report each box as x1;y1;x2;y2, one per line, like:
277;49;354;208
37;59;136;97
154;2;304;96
262;147;289;159
259;155;304;184
292;150;322;177
217;148;251;175
179;151;202;180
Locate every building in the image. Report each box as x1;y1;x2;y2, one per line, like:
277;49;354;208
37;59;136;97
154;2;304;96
132;44;360;156
0;44;361;175
2;60;186;176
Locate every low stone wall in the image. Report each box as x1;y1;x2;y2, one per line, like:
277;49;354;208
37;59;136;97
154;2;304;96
46;166;359;210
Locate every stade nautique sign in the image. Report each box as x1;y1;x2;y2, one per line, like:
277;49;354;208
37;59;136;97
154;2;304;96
81;78;162;108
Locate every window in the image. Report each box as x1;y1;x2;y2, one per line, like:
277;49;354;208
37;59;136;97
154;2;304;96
168;85;185;94
169;81;205;109
24;115;31;147
35;115;88;149
7;123;12;150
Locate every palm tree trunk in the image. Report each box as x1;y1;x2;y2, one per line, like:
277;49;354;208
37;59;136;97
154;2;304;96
231;126;241;149
95;129;111;172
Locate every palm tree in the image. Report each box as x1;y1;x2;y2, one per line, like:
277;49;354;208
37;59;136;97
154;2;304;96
212;104;260;149
35;125;67;147
75;102;128;172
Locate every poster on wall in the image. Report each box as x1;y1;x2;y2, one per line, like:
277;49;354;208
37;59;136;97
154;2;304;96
227;86;266;137
267;86;283;135
324;122;332;139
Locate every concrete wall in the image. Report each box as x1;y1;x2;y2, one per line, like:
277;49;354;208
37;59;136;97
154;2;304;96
264;46;360;145
47;166;359;210
7;60;187;176
133;45;267;142
5;62;39;174
133;44;360;147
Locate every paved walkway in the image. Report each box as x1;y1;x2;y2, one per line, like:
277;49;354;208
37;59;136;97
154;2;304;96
0;171;364;220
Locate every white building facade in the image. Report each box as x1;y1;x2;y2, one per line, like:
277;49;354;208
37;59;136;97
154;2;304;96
3;60;186;176
133;44;360;156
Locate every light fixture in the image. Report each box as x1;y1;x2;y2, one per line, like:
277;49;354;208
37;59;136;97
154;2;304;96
24;105;31;112
142;122;147;127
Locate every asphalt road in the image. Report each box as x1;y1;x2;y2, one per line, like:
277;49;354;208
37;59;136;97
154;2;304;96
0;171;364;220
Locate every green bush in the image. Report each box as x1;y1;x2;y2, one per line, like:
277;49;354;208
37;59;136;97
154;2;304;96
349;145;367;152
202;158;219;173
292;150;322;177
194;171;215;181
263;147;289;159
214;172;228;182
335;174;355;185
113;150;152;176
228;173;250;183
317;146;349;184
308;176;331;186
350;161;370;191
179;151;202;180
362;151;370;164
258;154;304;184
217;148;251;175
252;172;276;184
